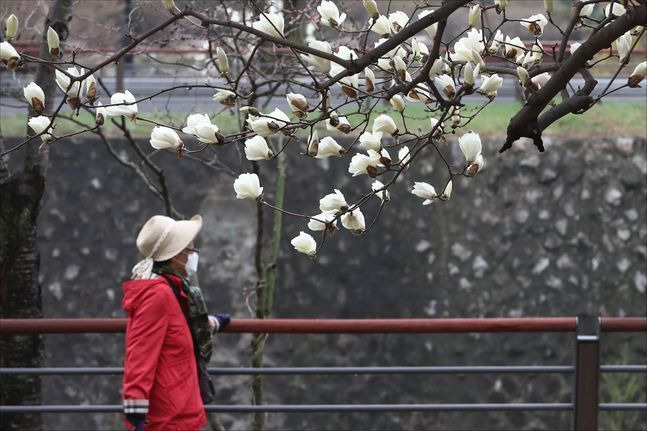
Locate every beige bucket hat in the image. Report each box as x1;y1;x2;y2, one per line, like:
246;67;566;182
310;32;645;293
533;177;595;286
131;214;202;279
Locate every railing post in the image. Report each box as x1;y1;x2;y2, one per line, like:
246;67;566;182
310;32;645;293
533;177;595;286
572;315;600;430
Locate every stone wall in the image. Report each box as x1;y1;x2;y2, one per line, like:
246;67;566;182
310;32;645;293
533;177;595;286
13;134;646;430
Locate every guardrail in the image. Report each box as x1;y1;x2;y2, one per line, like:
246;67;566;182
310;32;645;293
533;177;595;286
1;316;646;429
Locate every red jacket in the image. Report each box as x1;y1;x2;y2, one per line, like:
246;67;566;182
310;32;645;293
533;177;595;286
122;274;207;431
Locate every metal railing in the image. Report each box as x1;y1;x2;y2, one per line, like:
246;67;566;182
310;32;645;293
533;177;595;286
1;316;646;429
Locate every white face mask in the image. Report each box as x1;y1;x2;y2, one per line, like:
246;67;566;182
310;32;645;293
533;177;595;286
185;252;199;276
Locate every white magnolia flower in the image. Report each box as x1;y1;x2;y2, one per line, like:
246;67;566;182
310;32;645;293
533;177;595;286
106;90;138;121
390;95;405;112
6;14;18;41
393;55;407;80
371;180;390;201
28;116;54;142
479;74;503;98
430;118;444;137
252;11;284;38
291;231;317;256
0;41;20;67
301;40;332;74
615;31;632;62
216;47;229;75
244;135;273;160
348;153;374;177
580;2;595;18
319;189;347;212
468;5;480;28
428;58;445;76
23;82;45;113
463;62;480;86
505;36;524;60
234;173;263;200
84;73;97;101
286;93;308;117
369;15;390;37
247;108;290;136
467;153;485;176
182;113;221;143
213;89;237;107
418;10;438;39
517;66;531;87
398;146;411;168
95;102;108;126
458;131;482;163
182;113;211;135
316;136;345;159
358;131;382;151
318;0;346;27
307;130;319;156
571;42;582;54
441;180;453;200
341;210;365;234
55;67;84;106
364;67;375;92
364;0;379;18
411;182;437;205
150;126;183;151
388;10;408;33
604;2;626;17
451;28;485;60
47;26;60;56
494;0;508;12
372;114;398;135
308;212;337;231
489;30;504;54
628;61;647;87
532;72;551;89
367;148;390;167
521;14;548;36
330;46;360;98
333;115;351;133
435;74;456;98
407;83;432;103
410;38;429;62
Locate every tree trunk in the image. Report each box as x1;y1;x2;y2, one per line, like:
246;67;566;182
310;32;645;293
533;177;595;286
0;1;73;429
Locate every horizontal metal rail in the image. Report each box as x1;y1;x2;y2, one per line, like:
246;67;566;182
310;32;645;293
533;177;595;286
1;317;645;334
2;365;645;376
2;403;645;414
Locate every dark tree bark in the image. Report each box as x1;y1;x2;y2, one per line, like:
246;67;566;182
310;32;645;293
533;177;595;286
0;1;74;429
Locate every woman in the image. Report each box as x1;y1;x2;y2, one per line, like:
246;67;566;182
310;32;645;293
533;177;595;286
122;214;229;431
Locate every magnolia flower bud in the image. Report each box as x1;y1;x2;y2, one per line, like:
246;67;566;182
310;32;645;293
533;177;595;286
398;146;411;169
463;62;478;86
316;136;344;159
301;40;331;74
418;10;438;39
615;32;632;63
372;114;398;136
363;0;379;19
466;154;485;176
532;72;551;89
106;90;138;121
468;5;480;28
494;0;508;13
517;66;531;87
95;102;108;126
162;0;180;14
336;116;351;134
369;15;391;37
429;58;444;76
307;130;319;156
368;180;389;202
319;189;347;212
252;11;284;38
393;55;407;81
451;110;461;128
150;126;183;154
286;93;308;117
459;131;482;164
47;26;60;57
389;95;405;113
5;14;18;42
23;82;45;114
85;74;98;101
521;14;547;37
291;231;317;256
234;173;263;200
215;47;229;76
308;212;337;232
628;61;647;87
441;180;453;201
0;41;20;70
388;11;408;34
245;135;274;161
364;68;375;93
55;67;84;109
435;74;455;99
28;116;54;143
411;182;437;205
479;74;503;98
489;30;503;54
341;210;365;234
318;0;346;28
359;131;382;152
544;0;553;13
430;118;444;137
213;89;237;107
